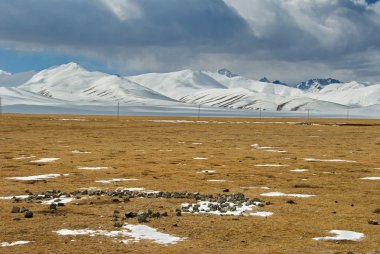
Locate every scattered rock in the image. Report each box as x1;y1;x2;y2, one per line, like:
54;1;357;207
223;189;229;193
11;206;20;213
368;219;379;225
137;214;149;223
175;209;182;216
49;203;57;210
114;222;123;228
24;211;33;218
286;200;296;204
373;209;380;214
20;207;29;213
125;212;137;218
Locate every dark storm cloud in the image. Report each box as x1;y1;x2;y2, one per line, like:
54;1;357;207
0;0;379;82
0;0;251;49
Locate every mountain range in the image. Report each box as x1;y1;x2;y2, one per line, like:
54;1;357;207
0;63;379;118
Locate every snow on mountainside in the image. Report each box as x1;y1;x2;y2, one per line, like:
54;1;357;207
310;82;380;107
20;63;173;103
296;78;342;92
0;87;66;105
0;71;36;87
128;69;226;100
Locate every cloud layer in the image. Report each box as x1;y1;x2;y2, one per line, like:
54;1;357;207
0;0;379;82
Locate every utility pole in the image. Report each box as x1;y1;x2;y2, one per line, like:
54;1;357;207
117;100;120;120
259;107;262;120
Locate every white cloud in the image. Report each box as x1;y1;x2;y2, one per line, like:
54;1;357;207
100;0;142;21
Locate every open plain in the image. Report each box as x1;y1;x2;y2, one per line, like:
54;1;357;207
0;114;379;254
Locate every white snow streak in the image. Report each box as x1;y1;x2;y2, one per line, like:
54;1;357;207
6;174;61;181
261;192;315;198
0;241;31;247
30;158;60;163
313;230;364;241
54;223;185;245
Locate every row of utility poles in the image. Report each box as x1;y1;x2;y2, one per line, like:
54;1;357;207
113;102;351;121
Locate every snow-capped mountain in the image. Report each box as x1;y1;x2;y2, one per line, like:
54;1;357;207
0;62;379;117
20;63;173;104
128;69;226;100
296;78;342;92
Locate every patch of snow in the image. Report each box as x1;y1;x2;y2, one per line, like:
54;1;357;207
192;142;202;145
250;211;273;217
207;180;226;182
6;174;61;181
198;170;216;174
95;178;139;183
54;223;185;245
41;197;76;205
71;150;92;154
261;192;315;198
289;169;308;172
313;230;365;241
360;177;380;180
117;187;146;192
255;164;289;167
0;195;30;200
58;118;87;121
241;186;270;190
0;241;31;247
13;155;35;160
30;158;60;163
78;166;112;170
193;157;208;160
304;158;356;162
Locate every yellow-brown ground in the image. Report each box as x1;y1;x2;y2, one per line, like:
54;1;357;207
0;114;379;254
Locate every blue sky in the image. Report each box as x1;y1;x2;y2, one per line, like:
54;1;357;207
0;0;379;83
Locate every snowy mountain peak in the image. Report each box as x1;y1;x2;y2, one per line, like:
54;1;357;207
0;70;11;76
51;62;86;72
217;68;238;78
297;78;342;91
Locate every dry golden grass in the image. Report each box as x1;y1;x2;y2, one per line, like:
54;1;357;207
0;114;379;253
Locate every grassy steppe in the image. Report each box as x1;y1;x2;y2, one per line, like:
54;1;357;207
0;114;379;253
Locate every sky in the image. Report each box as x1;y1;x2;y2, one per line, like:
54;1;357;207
0;0;379;84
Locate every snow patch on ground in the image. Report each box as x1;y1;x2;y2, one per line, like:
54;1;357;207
30;158;60;163
250;211;273;217
0;241;31;247
198;170;216;174
95;178;139;183
207;179;226;182
251;144;287;153
41;196;76;205
193;157;208;160
255;164;289;167
71;150;92;154
304;158;356;162
241;186;270;190
78;166;112;170
54;223;185;245
13;155;35;160
313;230;365;241
261;192;315;198
0;195;30;200
6;174;61;181
289;169;308;172
360;177;380;180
